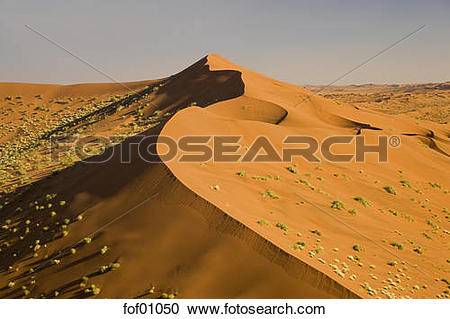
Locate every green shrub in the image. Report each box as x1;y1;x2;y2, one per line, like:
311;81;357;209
331;200;345;210
261;189;279;199
257;219;269;226
296;178;314;190
383;186;397;195
111;262;120;270
429;182;442;189
236;170;246;177
311;229;322;236
85;284;101;295
401;213;414;222
286;166;298;174
253;176;268;181
422;232;432;240
388;209;398;216
400;180;412;188
353;244;363;252
387;261;397;266
427;219;439;230
276;222;288;231
354;196;372;207
390;242;404;250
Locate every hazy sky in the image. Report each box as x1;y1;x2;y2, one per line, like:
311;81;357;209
1;0;449;85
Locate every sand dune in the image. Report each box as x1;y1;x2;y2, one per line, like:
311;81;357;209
0;54;448;299
0;80;156;100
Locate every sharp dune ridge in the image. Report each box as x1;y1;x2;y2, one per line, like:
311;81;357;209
0;54;448;299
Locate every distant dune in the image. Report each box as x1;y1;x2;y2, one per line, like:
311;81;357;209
0;55;448;299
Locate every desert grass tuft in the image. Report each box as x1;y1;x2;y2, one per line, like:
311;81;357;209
276;222;288;231
257;219;269;226
331;200;345;210
354;196;372;207
383;185;397;195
